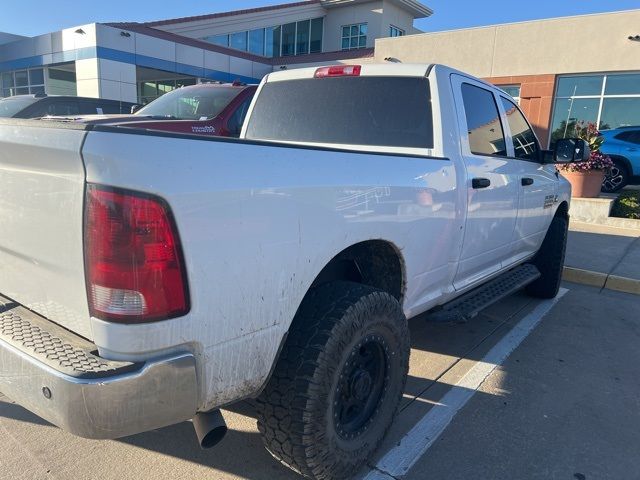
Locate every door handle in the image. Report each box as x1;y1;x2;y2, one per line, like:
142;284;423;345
627;147;638;152
472;178;491;189
521;177;534;186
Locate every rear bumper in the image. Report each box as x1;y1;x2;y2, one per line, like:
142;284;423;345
0;298;198;439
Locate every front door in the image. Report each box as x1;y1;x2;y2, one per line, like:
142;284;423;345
451;75;520;290
498;95;558;265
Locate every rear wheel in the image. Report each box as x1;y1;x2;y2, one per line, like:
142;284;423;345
601;159;629;193
526;214;568;299
255;281;410;480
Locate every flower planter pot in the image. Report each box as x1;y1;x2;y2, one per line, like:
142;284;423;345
560;170;605;198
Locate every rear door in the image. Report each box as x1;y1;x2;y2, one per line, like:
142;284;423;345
498;95;557;265
450;75;519;290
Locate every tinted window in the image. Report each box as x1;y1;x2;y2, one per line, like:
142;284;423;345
47;101;80;116
556;75;604;97
604;74;640;96
0;96;38;117
614;130;640;145
96;102;121;114
599;98;640;131
461;83;506;156
245;77;433;149
501;97;539;160
227;96;254;137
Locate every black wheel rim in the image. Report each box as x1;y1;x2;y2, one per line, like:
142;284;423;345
333;334;389;440
603;166;624;192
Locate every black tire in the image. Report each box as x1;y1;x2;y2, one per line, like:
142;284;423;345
525;214;568;299
255;281;410;480
601;158;629;193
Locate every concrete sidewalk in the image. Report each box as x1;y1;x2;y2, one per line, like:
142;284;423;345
564;221;640;295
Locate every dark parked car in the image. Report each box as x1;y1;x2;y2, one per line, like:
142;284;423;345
600;126;640;192
0;94;138;118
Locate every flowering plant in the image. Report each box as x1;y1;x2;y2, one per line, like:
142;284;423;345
557;121;614;173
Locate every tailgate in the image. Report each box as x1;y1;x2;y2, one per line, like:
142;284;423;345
0;121;92;339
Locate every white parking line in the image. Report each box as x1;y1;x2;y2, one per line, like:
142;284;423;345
362;288;569;480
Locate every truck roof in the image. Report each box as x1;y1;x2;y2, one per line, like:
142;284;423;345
264;63;501;93
265;63;436;82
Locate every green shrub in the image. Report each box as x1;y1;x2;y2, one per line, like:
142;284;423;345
611;190;640;220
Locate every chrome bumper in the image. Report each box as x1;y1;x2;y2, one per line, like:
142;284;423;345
0;299;198;439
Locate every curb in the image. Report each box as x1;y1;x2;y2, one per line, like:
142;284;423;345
562;267;640;295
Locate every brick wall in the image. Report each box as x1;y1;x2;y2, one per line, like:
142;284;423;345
485;74;556;147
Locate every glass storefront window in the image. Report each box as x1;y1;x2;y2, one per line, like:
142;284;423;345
212;35;229;47
550;72;640;146
141;82;157;99
604;73;640;96
157;79;175;95
310;18;323;53
281;22;296;56
556;75;604;97
229;32;247;52
267;26;280;57
599;98;640;130
249;29;265;56
138;78;198;104
1;72;13;88
550;97;600;145
296;20;310;55
14;70;28;87
29;69;44;86
1;68;46;97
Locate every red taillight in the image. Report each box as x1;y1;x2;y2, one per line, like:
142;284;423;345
314;65;361;78
84;185;189;323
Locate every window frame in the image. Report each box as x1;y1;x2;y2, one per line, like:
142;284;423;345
201;17;323;58
0;67;46;98
389;25;405;37
549;71;640;147
458;81;509;159
496;84;521;104
498;95;542;163
341;23;367;51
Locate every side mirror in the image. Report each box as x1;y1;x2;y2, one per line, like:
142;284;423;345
550;138;591;164
130;104;142;114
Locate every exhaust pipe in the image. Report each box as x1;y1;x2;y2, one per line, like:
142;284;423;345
193;409;228;449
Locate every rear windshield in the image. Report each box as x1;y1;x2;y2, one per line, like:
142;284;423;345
137;86;240;120
0;96;38;118
245;76;433;149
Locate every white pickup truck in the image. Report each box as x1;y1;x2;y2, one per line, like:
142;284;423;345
0;64;588;479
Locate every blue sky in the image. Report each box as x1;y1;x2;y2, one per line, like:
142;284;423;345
1;0;638;37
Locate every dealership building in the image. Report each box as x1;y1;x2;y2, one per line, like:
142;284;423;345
1;1;639;145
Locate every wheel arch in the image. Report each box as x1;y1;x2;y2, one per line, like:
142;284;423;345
608;154;632;176
554;200;569;220
254;239;407;398
308;239;407;303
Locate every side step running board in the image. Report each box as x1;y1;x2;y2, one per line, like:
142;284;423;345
427;264;541;323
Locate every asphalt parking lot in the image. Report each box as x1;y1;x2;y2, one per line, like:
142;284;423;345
1;282;639;480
